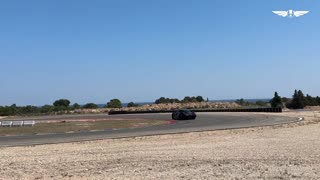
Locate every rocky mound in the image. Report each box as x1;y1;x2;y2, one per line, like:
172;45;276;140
71;102;241;114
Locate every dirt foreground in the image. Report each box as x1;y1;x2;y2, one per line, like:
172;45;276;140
0;111;320;179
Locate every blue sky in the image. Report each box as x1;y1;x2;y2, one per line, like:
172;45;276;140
1;0;319;106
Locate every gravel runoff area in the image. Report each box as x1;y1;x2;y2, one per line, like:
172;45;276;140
0;111;320;179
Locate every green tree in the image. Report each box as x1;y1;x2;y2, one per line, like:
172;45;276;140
256;100;268;107
0;106;11;116
281;97;289;104
236;99;245;105
305;94;317;106
196;96;205;102
298;90;306;108
183;96;192;103
235;99;251;106
289;90;305;109
19;105;39;115
155;97;179;104
53;99;71;107
9;104;18;115
270;92;283;108
41;105;55;114
316;96;320;106
170;98;180;103
72;103;81;109
83;103;98;109
0;106;4;116
155;97;166;104
106;99;122;108
127;102;139;107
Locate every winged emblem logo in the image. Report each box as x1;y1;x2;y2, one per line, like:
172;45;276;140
272;10;309;18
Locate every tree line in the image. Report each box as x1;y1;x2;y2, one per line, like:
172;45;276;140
1;90;319;116
269;90;320;109
155;96;206;104
0;96;207;116
234;90;320;109
0;98;127;116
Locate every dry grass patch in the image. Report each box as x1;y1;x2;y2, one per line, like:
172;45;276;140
0;119;166;136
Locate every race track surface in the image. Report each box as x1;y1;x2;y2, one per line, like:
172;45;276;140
0;112;296;147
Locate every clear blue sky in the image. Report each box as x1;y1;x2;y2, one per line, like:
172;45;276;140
1;0;319;106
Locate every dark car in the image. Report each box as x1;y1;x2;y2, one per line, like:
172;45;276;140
172;110;197;120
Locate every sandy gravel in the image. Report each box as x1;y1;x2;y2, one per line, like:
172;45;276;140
0;111;320;179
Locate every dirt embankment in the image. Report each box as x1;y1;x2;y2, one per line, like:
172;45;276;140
304;106;320;111
0;111;319;179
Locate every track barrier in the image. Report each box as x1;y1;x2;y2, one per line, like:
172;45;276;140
109;107;282;115
0;120;36;128
12;121;24;127
1;121;13;127
23;121;36;126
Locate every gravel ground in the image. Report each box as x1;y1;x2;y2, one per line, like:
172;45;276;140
0;111;319;179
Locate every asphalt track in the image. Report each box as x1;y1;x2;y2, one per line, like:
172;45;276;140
0;112;297;147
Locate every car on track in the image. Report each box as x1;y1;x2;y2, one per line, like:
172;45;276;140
172;109;197;120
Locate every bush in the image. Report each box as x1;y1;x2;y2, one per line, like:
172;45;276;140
106;99;122;108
